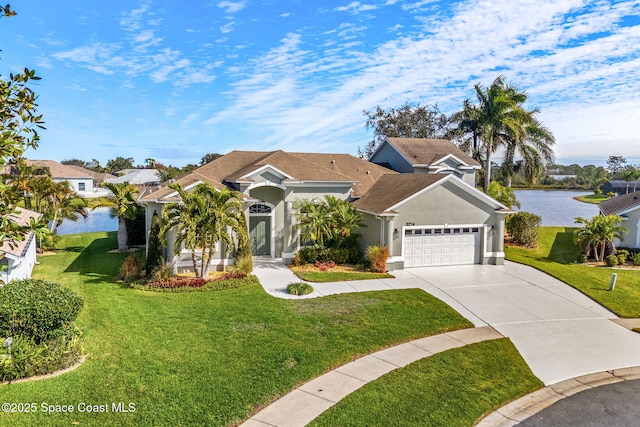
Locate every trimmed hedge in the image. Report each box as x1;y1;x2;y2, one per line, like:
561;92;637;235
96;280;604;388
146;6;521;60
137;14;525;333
0;280;83;343
506;212;541;247
297;247;361;265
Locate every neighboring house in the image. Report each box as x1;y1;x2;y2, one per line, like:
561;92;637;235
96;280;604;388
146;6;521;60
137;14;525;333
0;208;41;284
140;139;511;271
599;192;640;248
1;160;101;197
105;169;162;195
602;180;640;196
369;137;481;186
547;174;577;181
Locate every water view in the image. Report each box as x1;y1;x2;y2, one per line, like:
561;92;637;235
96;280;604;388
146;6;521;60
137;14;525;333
55;207;117;235
514;190;600;226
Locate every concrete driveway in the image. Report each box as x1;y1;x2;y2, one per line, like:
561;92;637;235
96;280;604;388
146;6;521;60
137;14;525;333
254;258;640;386
394;261;640;386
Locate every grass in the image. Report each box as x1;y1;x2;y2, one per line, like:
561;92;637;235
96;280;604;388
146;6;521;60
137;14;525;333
310;338;543;427
290;264;394;282
0;232;472;426
506;227;640;317
573;194;611;204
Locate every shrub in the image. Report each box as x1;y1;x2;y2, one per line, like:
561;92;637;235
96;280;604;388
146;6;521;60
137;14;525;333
507;212;541;247
634;253;640;267
605;254;619;267
296;246;361;265
147;277;209;289
0;279;83;343
232;252;253;275
145;212;165;276
287;282;314;296
149;264;172;281
577;253;589;263
617;249;629;265
0;325;83;382
121;253;144;283
366;245;388;273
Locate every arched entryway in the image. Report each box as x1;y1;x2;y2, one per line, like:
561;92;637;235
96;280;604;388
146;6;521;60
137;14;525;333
249;202;274;256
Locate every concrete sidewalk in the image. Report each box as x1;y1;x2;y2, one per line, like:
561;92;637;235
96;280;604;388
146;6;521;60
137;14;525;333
242;326;503;427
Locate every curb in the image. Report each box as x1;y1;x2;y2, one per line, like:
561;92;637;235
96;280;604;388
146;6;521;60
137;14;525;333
1;354;88;386
475;366;640;426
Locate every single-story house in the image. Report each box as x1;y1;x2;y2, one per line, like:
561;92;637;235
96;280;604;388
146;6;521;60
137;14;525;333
105;169;162;196
1;207;41;284
140;138;511;271
600;192;640;248
602;180;640;196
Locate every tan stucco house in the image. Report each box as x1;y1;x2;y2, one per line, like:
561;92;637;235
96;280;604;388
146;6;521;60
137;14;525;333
140;138;511;271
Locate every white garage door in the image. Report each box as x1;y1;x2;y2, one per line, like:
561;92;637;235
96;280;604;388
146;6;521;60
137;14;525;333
403;226;481;267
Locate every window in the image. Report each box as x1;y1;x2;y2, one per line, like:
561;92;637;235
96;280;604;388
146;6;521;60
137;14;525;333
444;229;451;234
434;229;442;234
78;182;86;192
249;204;272;214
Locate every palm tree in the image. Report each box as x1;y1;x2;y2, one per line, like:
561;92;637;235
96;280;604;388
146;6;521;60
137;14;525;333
6;161;48;209
45;181;88;233
500;118;555;186
160;183;246;278
294;196;363;248
574;215;626;262
92;182;140;251
455;76;554;191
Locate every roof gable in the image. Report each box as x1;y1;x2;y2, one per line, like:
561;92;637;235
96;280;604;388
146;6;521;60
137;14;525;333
352;174;507;215
370;137;480;169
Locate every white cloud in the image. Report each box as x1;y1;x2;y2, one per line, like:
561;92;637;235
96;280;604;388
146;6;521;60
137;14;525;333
220;22;235;34
217;1;246;14
335;2;378;13
204;0;640;157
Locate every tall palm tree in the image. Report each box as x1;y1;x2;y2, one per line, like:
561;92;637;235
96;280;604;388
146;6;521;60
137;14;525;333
6;161;48;209
160;183;246;278
455;76;554;191
500;118;555;186
92;182;140;251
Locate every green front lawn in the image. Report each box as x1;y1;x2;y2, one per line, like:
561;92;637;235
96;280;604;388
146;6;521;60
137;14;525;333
310;338;543;427
0;232;471;426
506;227;640;317
573;194;611;204
290;265;394;282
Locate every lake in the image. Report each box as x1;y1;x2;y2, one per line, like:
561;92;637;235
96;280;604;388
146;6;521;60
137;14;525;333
55;207;118;235
52;190;598;234
514;190;600;226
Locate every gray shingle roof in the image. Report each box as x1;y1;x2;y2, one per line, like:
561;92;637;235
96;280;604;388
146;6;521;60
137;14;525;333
383;138;481;167
600;192;640;216
0;207;42;258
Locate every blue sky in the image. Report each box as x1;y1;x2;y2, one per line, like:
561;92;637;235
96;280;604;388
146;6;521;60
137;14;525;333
1;0;639;167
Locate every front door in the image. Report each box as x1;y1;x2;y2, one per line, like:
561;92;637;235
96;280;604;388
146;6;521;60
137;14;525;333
250;216;271;256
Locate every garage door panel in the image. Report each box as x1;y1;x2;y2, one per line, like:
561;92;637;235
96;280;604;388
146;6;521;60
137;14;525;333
404;227;480;267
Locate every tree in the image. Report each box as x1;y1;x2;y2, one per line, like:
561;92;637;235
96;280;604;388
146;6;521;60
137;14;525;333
606;156;627;177
500;117;555;186
92;182;140;251
61;158;91;169
40;180;88;234
487;181;520;209
358;103;452;159
294;196;363;248
0;4;46;251
160;183;246;278
574;215;626;262
105;157;134;174
4;160;48;209
455;76;554;191
200;153;223;166
145;211;164;276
